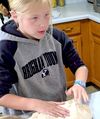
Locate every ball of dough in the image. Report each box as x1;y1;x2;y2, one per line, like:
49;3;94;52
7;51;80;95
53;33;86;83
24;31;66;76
28;99;92;119
0;115;23;119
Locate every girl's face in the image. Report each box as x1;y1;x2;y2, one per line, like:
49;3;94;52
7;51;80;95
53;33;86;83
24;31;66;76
12;1;51;40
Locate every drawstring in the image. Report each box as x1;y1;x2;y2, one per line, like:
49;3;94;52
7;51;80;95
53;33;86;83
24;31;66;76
0;13;4;24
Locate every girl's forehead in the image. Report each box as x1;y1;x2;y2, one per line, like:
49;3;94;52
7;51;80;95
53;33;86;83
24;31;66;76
24;1;50;14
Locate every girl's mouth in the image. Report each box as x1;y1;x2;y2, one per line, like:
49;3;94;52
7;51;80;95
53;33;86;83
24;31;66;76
38;30;45;35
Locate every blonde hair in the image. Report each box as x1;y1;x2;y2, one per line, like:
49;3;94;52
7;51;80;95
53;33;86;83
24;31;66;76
8;0;51;13
8;0;53;34
0;3;9;16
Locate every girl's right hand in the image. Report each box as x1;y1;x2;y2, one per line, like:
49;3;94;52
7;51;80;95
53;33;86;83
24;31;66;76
33;100;70;118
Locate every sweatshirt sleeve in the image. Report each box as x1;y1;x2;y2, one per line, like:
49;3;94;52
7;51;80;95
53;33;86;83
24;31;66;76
53;28;85;74
0;40;18;97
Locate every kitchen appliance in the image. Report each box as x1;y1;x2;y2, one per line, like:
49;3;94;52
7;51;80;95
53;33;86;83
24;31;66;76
87;0;100;13
94;0;100;13
87;0;94;3
58;0;65;7
52;0;57;8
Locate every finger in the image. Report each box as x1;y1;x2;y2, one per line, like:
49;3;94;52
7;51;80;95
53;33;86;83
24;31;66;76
49;112;58;118
82;90;89;102
76;91;82;103
66;88;72;96
57;105;70;113
49;101;66;107
72;87;79;100
51;108;70;118
55;111;69;118
53;101;66;105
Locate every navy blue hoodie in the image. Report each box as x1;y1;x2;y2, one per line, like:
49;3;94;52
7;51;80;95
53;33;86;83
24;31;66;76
0;20;84;115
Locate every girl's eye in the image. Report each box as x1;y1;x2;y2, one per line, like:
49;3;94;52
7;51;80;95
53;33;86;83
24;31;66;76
45;13;50;17
32;16;38;20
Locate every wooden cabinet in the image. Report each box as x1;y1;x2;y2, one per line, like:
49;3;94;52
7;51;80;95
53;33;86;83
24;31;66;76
54;21;82;56
54;21;82;87
54;20;90;87
54;19;100;88
89;21;100;87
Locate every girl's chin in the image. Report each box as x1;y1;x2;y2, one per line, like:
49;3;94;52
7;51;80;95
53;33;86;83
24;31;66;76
37;33;46;39
29;32;46;40
33;35;45;40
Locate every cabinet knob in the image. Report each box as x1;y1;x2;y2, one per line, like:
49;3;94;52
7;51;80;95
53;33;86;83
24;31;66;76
63;27;73;33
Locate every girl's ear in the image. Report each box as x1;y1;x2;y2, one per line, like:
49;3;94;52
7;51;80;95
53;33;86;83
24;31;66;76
10;10;17;21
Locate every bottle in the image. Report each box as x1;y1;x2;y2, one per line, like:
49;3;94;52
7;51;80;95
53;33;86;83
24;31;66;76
58;0;65;7
52;0;57;8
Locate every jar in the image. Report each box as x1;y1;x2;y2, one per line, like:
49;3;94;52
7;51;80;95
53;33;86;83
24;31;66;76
52;0;57;8
58;0;65;7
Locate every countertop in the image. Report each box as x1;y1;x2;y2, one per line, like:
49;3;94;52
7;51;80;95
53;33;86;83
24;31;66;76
52;1;100;24
0;91;99;119
89;91;100;119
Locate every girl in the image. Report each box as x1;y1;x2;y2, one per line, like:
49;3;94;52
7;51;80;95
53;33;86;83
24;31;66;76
0;0;88;118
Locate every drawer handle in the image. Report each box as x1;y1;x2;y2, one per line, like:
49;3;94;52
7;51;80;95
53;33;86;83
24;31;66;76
63;27;73;32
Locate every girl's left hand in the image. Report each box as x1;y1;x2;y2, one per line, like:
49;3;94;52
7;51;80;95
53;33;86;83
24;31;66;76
65;85;89;103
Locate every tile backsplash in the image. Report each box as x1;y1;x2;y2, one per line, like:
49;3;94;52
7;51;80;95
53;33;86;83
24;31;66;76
65;0;86;4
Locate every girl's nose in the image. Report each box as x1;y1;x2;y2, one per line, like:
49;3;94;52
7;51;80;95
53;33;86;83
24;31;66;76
39;16;46;25
39;19;46;29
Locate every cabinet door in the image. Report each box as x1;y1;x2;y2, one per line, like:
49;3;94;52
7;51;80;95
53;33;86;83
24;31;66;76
90;21;100;87
54;21;81;36
90;35;100;87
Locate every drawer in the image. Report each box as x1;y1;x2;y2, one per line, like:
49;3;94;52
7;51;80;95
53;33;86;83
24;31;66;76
54;21;81;36
91;21;100;37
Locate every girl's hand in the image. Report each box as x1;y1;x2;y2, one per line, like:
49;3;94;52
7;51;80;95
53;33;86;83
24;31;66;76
33;100;70;118
66;85;89;103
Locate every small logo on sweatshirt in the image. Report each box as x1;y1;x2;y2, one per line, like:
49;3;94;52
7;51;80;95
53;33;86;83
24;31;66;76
41;69;49;78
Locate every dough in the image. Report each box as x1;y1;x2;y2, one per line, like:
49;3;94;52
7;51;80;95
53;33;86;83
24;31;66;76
28;99;92;119
0;115;23;119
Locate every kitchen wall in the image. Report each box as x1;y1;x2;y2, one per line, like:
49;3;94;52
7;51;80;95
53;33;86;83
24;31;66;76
65;0;87;4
